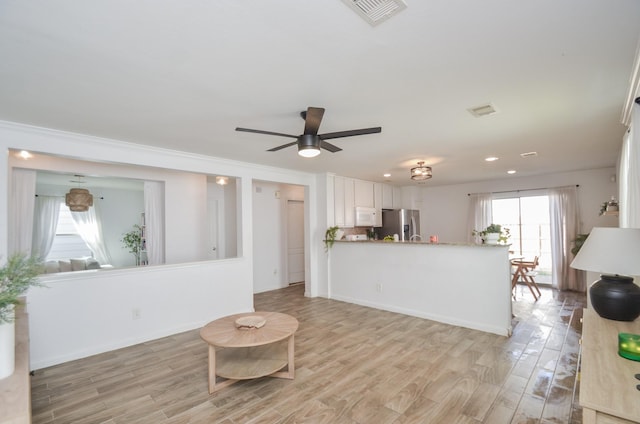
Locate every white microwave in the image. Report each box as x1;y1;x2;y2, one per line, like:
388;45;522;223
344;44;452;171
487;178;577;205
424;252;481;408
354;206;377;227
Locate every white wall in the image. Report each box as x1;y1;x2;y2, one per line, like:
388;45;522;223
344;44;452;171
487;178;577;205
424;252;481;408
0;120;321;369
330;242;512;336
407;167;619;243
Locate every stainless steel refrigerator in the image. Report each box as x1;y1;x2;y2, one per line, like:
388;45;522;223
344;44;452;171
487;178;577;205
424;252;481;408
380;209;421;241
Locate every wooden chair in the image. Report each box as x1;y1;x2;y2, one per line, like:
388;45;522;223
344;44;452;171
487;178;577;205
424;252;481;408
510;256;541;300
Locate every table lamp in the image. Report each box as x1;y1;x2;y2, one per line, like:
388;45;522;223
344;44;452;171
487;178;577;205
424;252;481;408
570;227;640;321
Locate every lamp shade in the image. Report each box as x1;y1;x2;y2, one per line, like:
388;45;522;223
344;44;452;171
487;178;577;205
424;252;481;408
571;227;640;321
570;227;640;276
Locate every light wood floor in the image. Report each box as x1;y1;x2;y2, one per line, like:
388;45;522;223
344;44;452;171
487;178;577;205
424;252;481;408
31;283;586;424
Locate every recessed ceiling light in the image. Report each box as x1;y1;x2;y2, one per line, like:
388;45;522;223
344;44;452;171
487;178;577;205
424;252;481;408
520;151;538;158
485;156;499;162
507;170;517;174
383;173;391;178
18;150;32;160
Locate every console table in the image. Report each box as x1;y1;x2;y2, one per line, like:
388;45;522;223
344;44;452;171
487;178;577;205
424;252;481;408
580;308;640;423
200;311;298;394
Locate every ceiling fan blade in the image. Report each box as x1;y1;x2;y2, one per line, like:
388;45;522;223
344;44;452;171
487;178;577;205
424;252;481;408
267;141;299;152
303;107;325;135
321;141;342;153
236;127;298;139
319;127;382;140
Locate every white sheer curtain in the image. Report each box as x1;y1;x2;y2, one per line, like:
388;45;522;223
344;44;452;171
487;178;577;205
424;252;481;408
31;196;62;261
9;169;37;255
549;186;584;291
71;202;112;265
467;193;493;243
619;104;640;228
144;181;165;265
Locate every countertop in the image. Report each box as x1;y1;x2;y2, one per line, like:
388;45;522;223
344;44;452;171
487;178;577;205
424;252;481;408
334;239;509;247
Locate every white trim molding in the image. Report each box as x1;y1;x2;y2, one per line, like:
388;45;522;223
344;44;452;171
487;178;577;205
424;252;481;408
621;40;640;127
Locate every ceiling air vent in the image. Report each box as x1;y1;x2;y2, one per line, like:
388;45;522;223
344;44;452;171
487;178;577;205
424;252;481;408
468;103;498;117
341;0;408;26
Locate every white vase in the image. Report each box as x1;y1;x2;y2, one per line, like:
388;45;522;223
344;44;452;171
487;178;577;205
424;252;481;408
484;233;500;245
0;307;15;380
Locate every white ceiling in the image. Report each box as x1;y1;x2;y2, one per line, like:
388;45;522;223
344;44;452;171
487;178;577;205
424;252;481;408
1;1;639;186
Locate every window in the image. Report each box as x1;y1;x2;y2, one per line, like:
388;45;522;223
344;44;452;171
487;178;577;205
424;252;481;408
46;204;92;260
492;195;552;283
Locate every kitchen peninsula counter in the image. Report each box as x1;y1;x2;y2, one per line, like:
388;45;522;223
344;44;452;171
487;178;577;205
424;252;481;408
329;240;512;336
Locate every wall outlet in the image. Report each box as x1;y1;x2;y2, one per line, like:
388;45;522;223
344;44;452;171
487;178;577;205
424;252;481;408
273;268;278;275
132;308;141;320
376;283;382;292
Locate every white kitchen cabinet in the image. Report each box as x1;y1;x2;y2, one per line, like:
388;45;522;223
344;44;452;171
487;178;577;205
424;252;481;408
334;176;345;227
392;186;403;209
353;179;374;208
381;184;393;209
373;183;383;227
344;177;355;227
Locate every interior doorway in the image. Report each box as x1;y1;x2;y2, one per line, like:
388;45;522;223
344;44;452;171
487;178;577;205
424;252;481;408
286;200;305;285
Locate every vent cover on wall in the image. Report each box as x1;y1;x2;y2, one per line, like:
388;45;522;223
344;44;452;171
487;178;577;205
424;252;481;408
341;0;407;26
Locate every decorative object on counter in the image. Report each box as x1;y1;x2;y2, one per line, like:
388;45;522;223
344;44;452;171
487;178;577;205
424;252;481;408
429;235;439;243
599;196;619;216
472;223;510;245
618;333;640;361
393;234;399;242
0;253;43;379
324;226;340;251
570;227;640;322
410;161;432;181
383;235;394;242
570;233;589;255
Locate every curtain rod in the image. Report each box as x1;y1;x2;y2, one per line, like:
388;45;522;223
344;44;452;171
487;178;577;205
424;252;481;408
468;184;579;196
35;194;105;200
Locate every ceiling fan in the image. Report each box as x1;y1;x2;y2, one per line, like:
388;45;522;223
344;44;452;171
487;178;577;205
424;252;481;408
235;107;382;158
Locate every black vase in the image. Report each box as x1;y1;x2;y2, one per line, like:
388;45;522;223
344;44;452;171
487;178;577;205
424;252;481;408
589;275;640;321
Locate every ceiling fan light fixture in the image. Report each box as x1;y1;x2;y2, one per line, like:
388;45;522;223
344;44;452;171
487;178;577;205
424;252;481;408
298;134;321;158
410;161;432;181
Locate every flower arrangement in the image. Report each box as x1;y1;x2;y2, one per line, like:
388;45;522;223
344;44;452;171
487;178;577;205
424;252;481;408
472;223;510;244
0;253;43;324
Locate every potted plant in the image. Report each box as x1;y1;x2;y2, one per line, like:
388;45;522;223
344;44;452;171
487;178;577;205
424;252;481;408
472;224;510;245
121;225;143;265
571;233;589;255
324;226;340;252
0;253;43;379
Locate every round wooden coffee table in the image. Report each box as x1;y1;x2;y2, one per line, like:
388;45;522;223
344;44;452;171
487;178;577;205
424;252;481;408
200;311;299;393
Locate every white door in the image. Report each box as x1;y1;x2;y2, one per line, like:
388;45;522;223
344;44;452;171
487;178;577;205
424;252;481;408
207;200;219;260
287;200;305;284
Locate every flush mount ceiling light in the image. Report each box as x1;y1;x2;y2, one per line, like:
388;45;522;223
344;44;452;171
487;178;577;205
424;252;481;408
215;176;229;185
410;161;432;181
